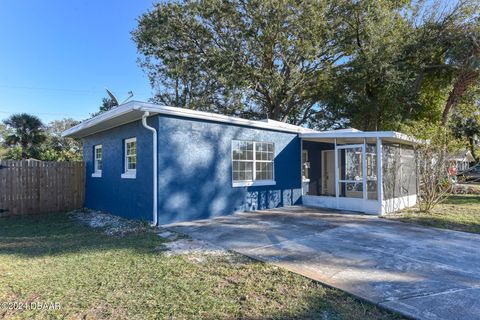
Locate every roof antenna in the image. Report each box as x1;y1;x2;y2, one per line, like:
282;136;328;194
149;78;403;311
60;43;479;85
105;88;134;106
121;91;134;104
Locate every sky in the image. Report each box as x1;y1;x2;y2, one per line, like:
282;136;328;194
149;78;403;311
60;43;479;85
0;0;155;123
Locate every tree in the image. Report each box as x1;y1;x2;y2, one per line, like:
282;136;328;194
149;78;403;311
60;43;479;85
2;113;46;159
404;124;463;212
133;0;345;123
319;0;480;131
90;97;118;118
416;133;454;213
451;98;480;161
133;0;479;134
40;118;82;161
318;0;415;130
0;123;8;159
439;8;480;125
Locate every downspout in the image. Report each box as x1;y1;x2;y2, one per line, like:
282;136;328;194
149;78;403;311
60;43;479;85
141;112;158;226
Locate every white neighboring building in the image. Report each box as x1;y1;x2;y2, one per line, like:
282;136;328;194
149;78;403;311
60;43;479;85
450;150;475;172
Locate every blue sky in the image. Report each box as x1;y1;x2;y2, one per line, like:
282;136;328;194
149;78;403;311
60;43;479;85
0;0;155;123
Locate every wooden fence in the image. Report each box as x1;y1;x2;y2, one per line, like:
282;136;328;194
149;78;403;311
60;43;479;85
0;160;85;217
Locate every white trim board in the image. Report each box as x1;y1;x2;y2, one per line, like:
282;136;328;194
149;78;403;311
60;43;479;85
62;101;316;138
302;194;417;215
300;131;423;146
302;195;380;215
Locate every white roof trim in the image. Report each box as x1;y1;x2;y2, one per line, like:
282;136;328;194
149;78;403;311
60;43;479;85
259;118;317;132
62;101;316;138
327;128;362;133
134;101;316;133
299;131;422;145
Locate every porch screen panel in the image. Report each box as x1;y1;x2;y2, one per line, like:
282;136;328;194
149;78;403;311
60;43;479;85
382;144;417;200
366;143;378;200
401;147;417;196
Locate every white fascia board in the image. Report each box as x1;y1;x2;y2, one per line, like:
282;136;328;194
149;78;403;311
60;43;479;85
258;118;317;132
133;102;314;134
62;101;138;138
299;131;423;145
63;100;317;138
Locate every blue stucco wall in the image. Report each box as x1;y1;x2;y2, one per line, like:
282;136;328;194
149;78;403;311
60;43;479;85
82;115;302;224
156;115;302;224
83;119;155;220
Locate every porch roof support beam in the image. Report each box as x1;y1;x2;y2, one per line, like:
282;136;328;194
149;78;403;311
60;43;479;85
362;138;368;201
334;138;339;203
376;138;383;213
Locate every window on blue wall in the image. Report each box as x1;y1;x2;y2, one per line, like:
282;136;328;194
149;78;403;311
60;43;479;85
92;145;102;178
121;137;137;179
232;140;275;187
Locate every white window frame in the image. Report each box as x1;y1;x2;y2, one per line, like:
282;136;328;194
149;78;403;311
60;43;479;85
336;143;367;199
121;137;137;179
92;145;102;178
231;140;276;187
336;144;364;184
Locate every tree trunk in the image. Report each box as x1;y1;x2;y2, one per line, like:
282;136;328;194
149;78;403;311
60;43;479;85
441;70;479;125
21;142;28;160
469;136;478;162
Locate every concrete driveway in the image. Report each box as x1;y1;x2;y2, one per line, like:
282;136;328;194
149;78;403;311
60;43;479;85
166;207;480;320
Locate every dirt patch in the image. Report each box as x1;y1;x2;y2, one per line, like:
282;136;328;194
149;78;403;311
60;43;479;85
70;209;147;236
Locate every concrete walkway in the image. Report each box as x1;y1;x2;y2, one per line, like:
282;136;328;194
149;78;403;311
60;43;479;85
166;207;480;320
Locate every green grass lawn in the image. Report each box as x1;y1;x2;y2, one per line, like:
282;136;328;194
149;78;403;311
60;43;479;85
385;194;480;234
0;213;402;320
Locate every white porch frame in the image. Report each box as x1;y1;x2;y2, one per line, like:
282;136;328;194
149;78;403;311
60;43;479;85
334;140;379;213
300;130;421;215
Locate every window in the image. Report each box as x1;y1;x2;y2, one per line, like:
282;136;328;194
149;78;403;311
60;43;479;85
121;137;136;179
232;140;275;187
92;145;102;177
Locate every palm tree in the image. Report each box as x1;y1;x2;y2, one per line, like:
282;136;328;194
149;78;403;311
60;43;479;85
3;113;46;159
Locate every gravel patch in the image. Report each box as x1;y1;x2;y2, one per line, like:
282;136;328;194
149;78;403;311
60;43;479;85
157;227;229;261
157;229;180;240
162;238;227;256
70;210;229;260
70;209;147;236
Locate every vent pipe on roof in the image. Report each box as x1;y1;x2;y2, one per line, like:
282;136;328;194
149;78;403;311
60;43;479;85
141;112;158;226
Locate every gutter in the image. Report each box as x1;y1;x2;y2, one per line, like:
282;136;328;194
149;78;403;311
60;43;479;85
140;111;158;226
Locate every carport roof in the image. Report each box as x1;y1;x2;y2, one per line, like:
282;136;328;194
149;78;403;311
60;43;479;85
299;129;422;145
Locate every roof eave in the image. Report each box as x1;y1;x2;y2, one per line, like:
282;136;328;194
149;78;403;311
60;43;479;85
299;131;423;145
62;101;147;138
62;101;315;138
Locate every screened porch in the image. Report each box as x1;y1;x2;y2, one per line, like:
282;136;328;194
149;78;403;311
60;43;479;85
299;129;419;215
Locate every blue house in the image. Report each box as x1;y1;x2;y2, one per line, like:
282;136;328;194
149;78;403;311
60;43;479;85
63;101;420;225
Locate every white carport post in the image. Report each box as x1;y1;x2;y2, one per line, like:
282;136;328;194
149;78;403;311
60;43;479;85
362;138;367;200
334;138;339;209
361;138;368;212
300;139;303;195
376;137;383;214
